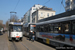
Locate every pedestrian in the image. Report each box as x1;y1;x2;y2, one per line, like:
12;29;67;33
32;31;35;42
29;31;33;41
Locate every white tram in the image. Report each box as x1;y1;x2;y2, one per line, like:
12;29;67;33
8;22;23;41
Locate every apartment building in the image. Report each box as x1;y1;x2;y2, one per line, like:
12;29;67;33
32;6;55;23
23;4;43;24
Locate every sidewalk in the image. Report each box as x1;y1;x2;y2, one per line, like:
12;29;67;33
0;32;8;50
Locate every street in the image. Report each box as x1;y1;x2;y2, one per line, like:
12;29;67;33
0;32;55;50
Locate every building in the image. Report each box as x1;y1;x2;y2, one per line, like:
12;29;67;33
65;0;75;11
32;6;55;23
23;4;43;24
23;10;30;23
0;20;3;24
38;9;75;22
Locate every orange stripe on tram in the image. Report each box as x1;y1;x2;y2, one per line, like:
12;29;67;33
16;36;20;38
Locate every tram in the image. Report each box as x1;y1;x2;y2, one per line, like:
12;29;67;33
23;23;36;37
8;22;23;41
36;15;75;47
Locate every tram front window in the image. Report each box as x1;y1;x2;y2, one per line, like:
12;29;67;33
30;25;36;31
13;26;22;32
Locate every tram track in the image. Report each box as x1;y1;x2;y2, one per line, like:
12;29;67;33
9;40;28;50
12;41;18;50
7;35;55;50
8;40;18;50
20;42;29;50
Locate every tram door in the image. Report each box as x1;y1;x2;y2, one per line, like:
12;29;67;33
29;24;36;37
9;25;12;37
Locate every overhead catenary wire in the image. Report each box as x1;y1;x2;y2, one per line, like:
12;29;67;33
61;0;65;9
43;0;50;6
60;0;65;12
13;0;20;11
59;0;62;13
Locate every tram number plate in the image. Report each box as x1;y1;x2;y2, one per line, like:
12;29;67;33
46;38;49;44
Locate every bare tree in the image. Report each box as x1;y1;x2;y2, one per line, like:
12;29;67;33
0;23;4;29
10;15;18;22
6;21;9;28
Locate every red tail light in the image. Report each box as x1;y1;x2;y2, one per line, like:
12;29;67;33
70;35;73;41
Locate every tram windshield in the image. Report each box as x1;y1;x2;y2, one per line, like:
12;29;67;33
13;26;22;32
30;25;36;31
10;25;22;32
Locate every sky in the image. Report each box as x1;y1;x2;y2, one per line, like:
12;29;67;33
0;0;65;24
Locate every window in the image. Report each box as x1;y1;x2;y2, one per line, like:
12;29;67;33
52;13;53;16
36;26;39;32
72;21;75;34
13;26;22;32
33;8;36;10
62;21;71;34
40;25;44;32
36;25;49;32
30;25;36;31
36;25;43;32
41;12;43;16
54;24;59;33
47;13;49;17
49;24;54;33
44;25;49;32
24;27;28;32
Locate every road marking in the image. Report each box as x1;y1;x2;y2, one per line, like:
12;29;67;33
20;42;29;50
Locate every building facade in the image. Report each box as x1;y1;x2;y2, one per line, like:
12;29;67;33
23;4;43;24
0;20;3;24
32;7;55;23
65;0;75;11
23;10;30;23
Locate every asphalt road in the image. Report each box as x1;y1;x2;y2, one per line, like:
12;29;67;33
0;32;56;50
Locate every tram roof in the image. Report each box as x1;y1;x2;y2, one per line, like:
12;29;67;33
38;9;75;22
36;15;75;25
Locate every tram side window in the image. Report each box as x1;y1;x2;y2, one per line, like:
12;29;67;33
44;25;49;32
72;21;75;34
62;22;71;34
49;24;54;33
36;26;42;32
40;26;44;32
9;25;14;32
65;24;71;33
36;26;39;32
26;27;28;32
54;24;59;33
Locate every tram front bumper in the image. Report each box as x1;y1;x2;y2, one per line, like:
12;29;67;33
16;36;20;40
